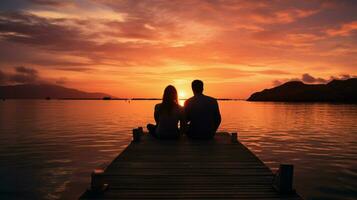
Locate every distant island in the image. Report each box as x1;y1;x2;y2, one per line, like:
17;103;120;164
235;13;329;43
248;78;357;102
0;84;112;99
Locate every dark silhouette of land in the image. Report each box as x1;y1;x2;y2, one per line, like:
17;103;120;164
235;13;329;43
248;78;357;102
0;84;111;99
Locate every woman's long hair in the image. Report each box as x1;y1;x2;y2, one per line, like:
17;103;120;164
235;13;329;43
161;85;178;114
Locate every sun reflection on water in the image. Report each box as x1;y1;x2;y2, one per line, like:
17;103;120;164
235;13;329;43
178;91;187;106
179;99;185;106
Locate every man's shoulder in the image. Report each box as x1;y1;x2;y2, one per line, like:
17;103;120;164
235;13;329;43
203;95;218;102
186;95;217;103
184;97;194;105
155;103;162;109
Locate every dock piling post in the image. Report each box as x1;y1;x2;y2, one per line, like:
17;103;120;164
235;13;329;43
132;128;142;142
90;169;108;193
273;164;294;194
138;126;143;134
231;132;238;143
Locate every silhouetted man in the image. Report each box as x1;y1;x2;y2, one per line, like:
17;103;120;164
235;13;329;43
184;80;221;139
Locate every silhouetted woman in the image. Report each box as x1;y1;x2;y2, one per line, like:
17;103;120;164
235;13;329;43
147;85;185;139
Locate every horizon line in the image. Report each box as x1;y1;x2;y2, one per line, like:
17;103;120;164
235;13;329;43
1;97;247;101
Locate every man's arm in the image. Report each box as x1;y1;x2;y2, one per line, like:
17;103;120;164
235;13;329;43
213;100;221;131
184;100;191;123
154;104;160;124
179;107;186;135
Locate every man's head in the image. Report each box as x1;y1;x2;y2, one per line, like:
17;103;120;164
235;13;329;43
191;80;204;95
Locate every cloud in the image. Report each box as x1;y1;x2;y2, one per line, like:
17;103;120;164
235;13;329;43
0;11;180;67
248;8;319;24
55;77;67;85
330;74;357;81
102;1;320;26
301;73;327;84
0;66;39;85
0;12;98;51
271;77;299;86
340;74;352;79
54;67;94;72
141;67;292;82
0;12;80;47
301;73;315;83
272;79;283;86
254;69;291;75
103;17;178;41
15;66;38;75
0;66;75;86
326;21;357;36
272;73;356;86
152;68;255;80
28;0;73;7
0;66;40;84
9;73;38;83
0;1;356;70
272;77;301;86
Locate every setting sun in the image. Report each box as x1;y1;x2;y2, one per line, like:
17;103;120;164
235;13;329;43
178;91;186;99
178;91;187;106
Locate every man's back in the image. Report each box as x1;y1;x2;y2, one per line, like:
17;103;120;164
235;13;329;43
184;94;221;139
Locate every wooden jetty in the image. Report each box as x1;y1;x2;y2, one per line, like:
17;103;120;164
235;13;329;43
80;129;303;199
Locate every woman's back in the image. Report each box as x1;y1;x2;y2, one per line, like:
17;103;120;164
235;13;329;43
155;103;183;138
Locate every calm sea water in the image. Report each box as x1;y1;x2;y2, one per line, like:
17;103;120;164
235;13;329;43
0;100;356;200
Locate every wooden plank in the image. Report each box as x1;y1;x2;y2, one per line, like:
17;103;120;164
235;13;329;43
79;132;303;200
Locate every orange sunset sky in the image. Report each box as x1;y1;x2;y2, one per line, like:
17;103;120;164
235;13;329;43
0;0;356;99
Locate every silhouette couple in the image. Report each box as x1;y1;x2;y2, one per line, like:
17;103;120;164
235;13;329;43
147;80;221;140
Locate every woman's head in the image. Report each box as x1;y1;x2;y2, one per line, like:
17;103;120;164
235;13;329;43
161;85;178;114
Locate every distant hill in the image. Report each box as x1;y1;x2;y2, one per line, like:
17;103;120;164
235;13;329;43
248;78;357;102
0;84;111;99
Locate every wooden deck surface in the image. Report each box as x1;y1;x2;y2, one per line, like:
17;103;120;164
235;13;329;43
80;132;302;200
